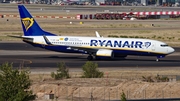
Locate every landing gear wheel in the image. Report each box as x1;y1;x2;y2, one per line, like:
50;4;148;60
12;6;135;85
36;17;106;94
87;55;93;61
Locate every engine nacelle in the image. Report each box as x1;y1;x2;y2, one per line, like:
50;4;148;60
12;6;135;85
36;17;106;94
96;49;113;57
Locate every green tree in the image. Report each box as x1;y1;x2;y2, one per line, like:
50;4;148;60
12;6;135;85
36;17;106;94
0;62;36;101
82;61;104;78
51;62;70;80
121;90;126;101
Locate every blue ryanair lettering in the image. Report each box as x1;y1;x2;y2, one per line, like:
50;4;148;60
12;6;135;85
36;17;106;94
131;41;134;48
135;41;143;48
114;40;122;47
90;40;145;48
122;41;130;48
99;40;106;46
105;40;113;47
90;40;98;46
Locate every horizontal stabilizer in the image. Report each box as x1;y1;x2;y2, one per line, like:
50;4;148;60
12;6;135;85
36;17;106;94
8;35;24;38
8;35;34;43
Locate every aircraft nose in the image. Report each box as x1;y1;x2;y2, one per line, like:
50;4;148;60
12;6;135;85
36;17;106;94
168;47;175;54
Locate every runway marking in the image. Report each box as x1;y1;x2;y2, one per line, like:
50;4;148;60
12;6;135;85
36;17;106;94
0;50;82;55
0;50;179;56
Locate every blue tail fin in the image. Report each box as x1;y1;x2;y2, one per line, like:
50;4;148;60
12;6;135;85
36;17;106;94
18;5;56;36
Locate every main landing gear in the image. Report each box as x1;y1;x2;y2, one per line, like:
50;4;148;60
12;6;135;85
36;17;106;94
87;55;93;61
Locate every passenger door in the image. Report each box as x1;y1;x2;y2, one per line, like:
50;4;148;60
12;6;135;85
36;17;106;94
151;43;155;51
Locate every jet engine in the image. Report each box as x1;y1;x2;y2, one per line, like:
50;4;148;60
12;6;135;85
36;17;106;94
96;49;113;57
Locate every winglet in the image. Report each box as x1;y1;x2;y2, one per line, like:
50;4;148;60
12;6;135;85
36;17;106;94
95;31;103;38
43;35;52;45
95;31;100;37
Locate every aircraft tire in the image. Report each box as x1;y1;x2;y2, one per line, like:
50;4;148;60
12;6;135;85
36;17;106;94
87;56;93;61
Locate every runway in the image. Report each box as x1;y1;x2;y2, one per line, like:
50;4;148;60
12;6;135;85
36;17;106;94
1;4;180;13
0;42;180;72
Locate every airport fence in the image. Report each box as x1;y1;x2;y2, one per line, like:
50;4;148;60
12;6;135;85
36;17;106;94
31;85;180;101
30;73;180;101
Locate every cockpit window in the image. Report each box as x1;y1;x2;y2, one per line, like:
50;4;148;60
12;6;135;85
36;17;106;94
160;44;168;47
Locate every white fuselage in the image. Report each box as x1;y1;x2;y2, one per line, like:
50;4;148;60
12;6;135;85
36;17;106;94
23;36;175;57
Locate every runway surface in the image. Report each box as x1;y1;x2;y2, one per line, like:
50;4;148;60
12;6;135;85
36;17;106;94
1;4;180;13
0;42;180;72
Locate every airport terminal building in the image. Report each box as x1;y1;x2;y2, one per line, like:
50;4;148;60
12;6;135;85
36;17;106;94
141;0;179;6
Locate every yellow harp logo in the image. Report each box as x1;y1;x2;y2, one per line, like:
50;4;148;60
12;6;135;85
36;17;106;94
22;18;34;31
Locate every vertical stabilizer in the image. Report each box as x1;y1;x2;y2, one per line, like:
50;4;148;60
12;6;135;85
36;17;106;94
18;5;56;36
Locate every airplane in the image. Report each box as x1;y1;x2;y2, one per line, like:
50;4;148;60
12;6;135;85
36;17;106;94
14;5;175;61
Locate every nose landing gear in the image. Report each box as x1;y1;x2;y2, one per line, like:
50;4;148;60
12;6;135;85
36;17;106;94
156;55;165;62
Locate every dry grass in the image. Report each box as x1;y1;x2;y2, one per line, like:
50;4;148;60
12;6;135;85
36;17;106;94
30;70;180;100
30;70;180;83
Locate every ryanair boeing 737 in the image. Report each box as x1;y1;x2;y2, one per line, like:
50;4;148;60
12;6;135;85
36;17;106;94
16;5;175;61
